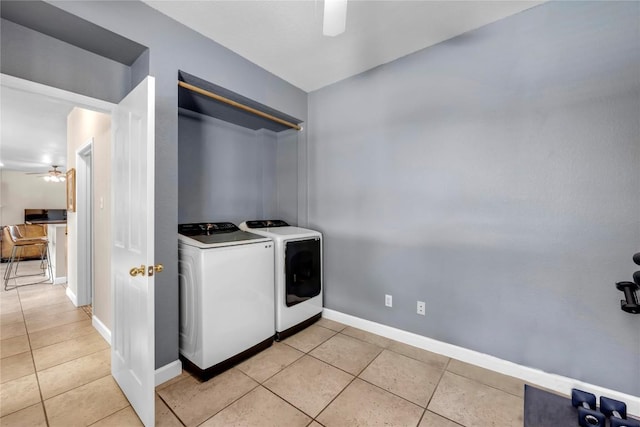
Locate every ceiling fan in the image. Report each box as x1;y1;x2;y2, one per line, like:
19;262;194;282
27;165;66;182
323;0;348;37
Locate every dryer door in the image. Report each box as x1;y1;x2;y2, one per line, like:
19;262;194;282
285;238;321;307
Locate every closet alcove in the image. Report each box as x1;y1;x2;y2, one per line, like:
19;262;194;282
177;71;303;226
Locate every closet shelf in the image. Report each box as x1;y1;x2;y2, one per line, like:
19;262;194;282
178;71;302;133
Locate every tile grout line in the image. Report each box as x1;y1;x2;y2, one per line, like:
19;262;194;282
418;356;456;426
0;294;32;419
282;325;339;354
443;369;527;399
261;385;320;424
159;367;281;426
17;284;52;427
310;366;361;423
308;331;450;412
339;325;527;399
25;316;94;337
29;333;107;372
355;368;435;413
206;370;262;425
246;356;315;417
32;285;129;427
306;331;385;424
239;333;355;423
240;343;305;385
36;359;113;402
27;318;95;345
302;330;460;426
19;284;100;427
155;391;187;426
85;381;136;427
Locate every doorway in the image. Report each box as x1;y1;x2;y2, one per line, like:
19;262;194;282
2;72;161;425
76;139;94;309
1;73;114;342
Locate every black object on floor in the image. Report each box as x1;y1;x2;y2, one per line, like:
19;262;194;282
572;388;606;427
525;385;640;427
524;385;581;427
616;281;640;314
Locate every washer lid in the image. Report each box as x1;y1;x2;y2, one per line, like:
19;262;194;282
257;227;320;237
178;222;239;236
178;222;272;248
178;230;271;248
243;219;289;228
239;221;321;241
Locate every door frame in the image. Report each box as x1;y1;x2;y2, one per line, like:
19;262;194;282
1;74;114;334
76;139;94;307
1;74;114;112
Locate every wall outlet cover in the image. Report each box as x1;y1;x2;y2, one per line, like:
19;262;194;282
417;301;426;315
385;294;392;307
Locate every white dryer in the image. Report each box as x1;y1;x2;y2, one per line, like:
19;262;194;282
178;222;274;379
239;220;323;340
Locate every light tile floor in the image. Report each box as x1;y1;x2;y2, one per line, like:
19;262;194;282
1;260;527;426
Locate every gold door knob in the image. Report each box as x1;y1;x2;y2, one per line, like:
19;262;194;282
129;265;146;277
147;264;164;276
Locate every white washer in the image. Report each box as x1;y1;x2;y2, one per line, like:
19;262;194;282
178;222;274;379
239;220;323;340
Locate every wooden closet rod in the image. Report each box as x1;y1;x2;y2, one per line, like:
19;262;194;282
178;81;302;131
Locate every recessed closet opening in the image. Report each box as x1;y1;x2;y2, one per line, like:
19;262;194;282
177;71;303;226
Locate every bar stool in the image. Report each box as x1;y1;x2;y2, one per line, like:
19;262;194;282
3;225;53;290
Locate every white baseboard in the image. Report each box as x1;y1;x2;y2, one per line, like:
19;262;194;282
92;315;111;345
322;308;640;416
53;277;67;285
155;360;182;387
65;287;78;306
89;316;181;388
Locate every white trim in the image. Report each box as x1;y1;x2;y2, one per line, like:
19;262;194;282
76;139;94;307
1;73;116;113
92;315;111;345
322;308;640;416
65;286;78;306
155;360;182;387
53;277;67;285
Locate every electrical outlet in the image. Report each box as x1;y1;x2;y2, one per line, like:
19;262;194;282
385;294;393;307
417;301;426;315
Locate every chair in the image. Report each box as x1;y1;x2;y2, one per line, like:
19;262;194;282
3;225;53;290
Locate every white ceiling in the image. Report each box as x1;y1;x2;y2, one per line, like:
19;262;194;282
144;0;543;92
0;1;543;173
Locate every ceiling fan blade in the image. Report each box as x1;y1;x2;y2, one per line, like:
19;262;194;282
323;0;347;37
24;165;65;176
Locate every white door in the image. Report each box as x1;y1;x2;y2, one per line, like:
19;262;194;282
111;76;156;427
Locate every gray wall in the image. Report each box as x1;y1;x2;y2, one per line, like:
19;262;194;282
277;129;301;226
307;1;640;395
1;18;132;103
44;0;308;369
178;110;300;226
178;110;277;224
